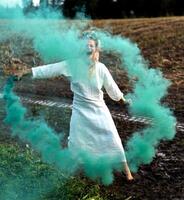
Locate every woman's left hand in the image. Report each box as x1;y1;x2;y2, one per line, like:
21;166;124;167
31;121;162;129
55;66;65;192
121;98;132;106
125;98;132;106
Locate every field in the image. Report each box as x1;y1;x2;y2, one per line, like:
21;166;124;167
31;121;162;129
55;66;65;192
0;17;184;199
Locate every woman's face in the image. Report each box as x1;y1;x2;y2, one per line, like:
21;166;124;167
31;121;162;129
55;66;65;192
87;39;97;55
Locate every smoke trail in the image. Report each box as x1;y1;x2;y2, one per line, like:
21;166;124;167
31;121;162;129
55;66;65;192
94;31;176;172
0;0;121;186
0;143;68;200
0;0;176;186
0;0;24;19
3;77;122;185
0;159;61;200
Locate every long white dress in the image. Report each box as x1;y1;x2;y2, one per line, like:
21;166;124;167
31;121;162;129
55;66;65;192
32;60;127;163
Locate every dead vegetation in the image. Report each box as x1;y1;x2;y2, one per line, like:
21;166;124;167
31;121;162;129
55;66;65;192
0;17;184;200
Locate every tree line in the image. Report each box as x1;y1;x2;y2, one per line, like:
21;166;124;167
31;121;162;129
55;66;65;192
27;0;184;18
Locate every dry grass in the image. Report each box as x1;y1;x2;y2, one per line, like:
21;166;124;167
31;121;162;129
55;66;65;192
92;17;184;120
0;17;184;200
0;17;184;119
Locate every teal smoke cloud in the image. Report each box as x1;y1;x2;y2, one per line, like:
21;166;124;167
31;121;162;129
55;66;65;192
94;31;176;171
0;0;176;185
3;77;123;185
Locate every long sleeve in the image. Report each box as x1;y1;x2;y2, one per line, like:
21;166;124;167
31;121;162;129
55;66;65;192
32;61;71;79
102;64;123;101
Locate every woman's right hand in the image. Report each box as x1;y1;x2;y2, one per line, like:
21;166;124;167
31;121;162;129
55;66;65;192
3;65;31;80
3;58;32;80
14;68;32;80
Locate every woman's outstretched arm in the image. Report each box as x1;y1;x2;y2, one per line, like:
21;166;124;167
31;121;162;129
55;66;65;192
9;60;71;80
31;61;70;79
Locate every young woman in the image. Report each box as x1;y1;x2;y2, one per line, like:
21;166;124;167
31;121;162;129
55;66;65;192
12;34;133;181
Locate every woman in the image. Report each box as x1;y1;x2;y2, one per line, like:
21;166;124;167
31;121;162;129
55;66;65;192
13;34;133;181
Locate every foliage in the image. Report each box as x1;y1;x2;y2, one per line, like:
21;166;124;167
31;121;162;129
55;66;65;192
21;0;184;19
62;0;184;19
0;144;105;200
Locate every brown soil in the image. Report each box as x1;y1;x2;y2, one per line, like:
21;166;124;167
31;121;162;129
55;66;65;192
0;17;184;200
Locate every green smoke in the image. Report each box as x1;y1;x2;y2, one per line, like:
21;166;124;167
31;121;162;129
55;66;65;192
0;0;176;186
3;77;122;185
0;144;62;200
0;6;23;19
94;31;176;172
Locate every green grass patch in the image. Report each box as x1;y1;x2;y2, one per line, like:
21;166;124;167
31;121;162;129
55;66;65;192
0;143;105;200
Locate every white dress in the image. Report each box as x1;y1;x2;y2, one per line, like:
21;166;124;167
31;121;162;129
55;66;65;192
32;60;127;163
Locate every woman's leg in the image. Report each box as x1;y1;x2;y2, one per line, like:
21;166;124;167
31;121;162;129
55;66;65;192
123;162;134;180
